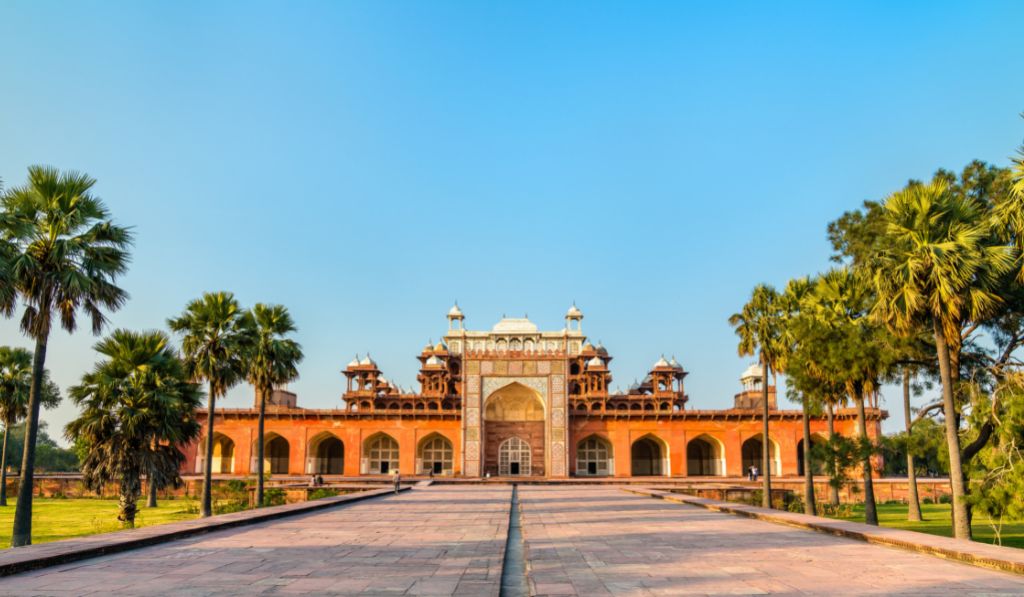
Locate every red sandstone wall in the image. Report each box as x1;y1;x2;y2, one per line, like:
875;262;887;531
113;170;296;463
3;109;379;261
182;416;462;477
481;421;545;476
569;413;872;478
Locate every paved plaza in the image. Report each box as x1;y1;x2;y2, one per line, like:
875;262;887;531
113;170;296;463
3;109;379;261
1;485;1024;595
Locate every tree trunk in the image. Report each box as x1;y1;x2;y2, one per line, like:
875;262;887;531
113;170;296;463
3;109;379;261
146;438;157;509
855;386;878;526
201;381;217;518
903;369;922;522
802;398;816;516
256;386;266;507
761;357;772;509
119;467;141;529
933;319;971;540
11;336;48;547
826;403;840;506
0;420;9;507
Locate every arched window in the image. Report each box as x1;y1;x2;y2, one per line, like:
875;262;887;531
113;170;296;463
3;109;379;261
576;436;613;476
364;434;400;475
418;435;453;475
499;437;532;476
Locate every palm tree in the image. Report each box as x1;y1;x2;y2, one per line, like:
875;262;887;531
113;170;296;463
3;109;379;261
729;284;785;508
0;167;132;546
168;292;249;518
242;304;303;506
65;330;201;527
872;181;1015;540
780;277;817;516
901;367;923;522
807;267;892;525
0;347;61;506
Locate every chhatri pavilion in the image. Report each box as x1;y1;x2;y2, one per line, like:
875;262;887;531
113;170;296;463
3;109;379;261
181;304;883;479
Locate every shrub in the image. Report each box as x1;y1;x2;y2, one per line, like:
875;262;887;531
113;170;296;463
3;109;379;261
309;488;340;500
262;488;286;507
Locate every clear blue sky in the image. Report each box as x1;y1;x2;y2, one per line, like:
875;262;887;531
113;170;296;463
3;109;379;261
2;1;1022;442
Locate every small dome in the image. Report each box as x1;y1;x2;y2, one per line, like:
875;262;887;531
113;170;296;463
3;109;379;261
566;303;583;318
347;355;360;368
426;355;445;367
581;342;596;353
741;363;763;380
448;303;463;318
434;341;448;352
422;342;434;354
653;356;670;369
586;356;605;368
669;356;682;370
596;342;608;356
492;317;538;333
360;355;376;367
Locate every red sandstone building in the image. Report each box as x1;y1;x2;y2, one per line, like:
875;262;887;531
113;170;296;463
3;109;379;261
181;305;883;479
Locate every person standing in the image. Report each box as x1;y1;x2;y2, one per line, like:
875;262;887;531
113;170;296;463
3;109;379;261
393;470;401;494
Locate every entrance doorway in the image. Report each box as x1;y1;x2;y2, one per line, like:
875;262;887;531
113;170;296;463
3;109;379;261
499;437;532;476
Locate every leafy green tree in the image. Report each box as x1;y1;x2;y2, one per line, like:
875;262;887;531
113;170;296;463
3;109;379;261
242;303;303;507
168;292;249;518
2;422;80;475
65;330;201;528
778;277;818;515
872;180;1015;539
801;268;897;525
0;167;132;546
729;284;786;508
0;346;61;505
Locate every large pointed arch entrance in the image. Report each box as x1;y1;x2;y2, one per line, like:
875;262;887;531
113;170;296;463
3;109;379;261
483;382;545;477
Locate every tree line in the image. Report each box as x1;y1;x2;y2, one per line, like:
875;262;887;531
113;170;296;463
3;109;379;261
0;167;303;546
731;128;1024;541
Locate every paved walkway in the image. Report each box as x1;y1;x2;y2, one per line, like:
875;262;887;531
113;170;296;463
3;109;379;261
2;485;1024;595
518;486;1024;595
0;486;510;596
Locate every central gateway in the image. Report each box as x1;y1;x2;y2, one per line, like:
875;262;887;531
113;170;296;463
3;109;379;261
449;312;578;478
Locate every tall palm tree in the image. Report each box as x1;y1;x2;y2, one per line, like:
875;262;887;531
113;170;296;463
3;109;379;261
780;277;816;516
168;292;249;518
0;347;61;506
872;181;1015;540
807;267;892;525
0;167;132;546
66;330;201;527
242;304;303;506
729;284;785;508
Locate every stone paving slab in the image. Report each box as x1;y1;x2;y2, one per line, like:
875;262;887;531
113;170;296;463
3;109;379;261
0;486;406;577
0;485;510;596
629;486;1024;577
518;486;1024;596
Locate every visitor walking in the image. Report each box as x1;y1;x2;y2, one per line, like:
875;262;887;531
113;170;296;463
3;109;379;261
752;466;759;482
747;466;754;482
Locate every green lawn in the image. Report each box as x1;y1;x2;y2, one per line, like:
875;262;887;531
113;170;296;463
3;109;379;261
831;503;1024;549
0;499;197;547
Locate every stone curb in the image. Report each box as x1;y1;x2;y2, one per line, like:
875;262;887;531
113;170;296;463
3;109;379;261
0;486;409;577
624;487;1024;577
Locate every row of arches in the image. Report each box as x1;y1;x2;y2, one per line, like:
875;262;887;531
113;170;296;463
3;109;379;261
576;433;826;477
199;430;827;477
571;401;686;413
196;431;457;476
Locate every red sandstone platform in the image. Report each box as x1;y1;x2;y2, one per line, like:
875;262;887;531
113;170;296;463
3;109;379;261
629;486;1024;577
0;485;405;577
0;485;1022;595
